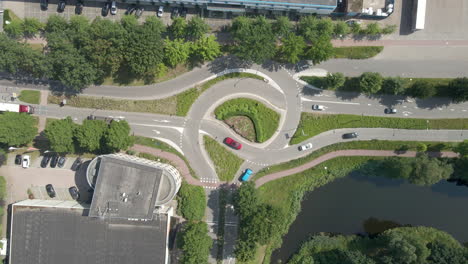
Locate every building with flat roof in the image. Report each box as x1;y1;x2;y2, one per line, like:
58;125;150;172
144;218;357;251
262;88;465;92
9;200;171;264
87;153;181;220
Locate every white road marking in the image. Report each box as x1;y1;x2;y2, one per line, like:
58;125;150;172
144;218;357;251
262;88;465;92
152;129;160;135
463;110;467;112
367;104;372;106
450;109;455;111
301;98;361;105
199;130;212;137
153;119;170;123
152;137;184;155
130;123;184;133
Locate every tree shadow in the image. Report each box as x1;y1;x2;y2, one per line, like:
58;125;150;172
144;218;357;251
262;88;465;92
74;160;94;204
206;188;220;261
413;97;453;110
207;55;253;74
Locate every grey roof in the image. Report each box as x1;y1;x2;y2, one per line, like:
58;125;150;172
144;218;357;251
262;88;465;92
89;155;164;220
10;205;167;264
256;0;337;7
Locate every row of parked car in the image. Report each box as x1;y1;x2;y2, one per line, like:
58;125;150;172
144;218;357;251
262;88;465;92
45;184;80;200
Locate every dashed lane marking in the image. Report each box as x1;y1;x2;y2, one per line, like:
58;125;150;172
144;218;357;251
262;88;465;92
301;98;361;105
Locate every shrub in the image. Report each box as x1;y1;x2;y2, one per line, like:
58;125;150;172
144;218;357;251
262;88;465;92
416;143;427;152
324;72;345;90
408;80;436;98
448;77;468;102
382;77;407;95
382;24;397;34
359;72;383;94
364;23;381;36
177;182;206;221
21;18;43;37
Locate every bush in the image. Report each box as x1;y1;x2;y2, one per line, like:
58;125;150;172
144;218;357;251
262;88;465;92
177;182;206;221
382;77;407;95
364;22;381;35
178;222;212;264
4;20;23;38
382;24;397;34
408;80;436;98
416;143;427;152
214;98;280;143
324;72;345;90
359;72;383;94
21;18;43;37
448;77;468;102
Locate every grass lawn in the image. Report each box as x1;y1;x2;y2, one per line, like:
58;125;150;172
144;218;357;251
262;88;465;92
137;152;175;167
27;43;44;52
133;136;199;179
19;90;40;104
203;136;244;182
49;72;264;117
291;113;468;144
333;46;384;59
253;140;455;180
214;98;280;143
225;116;256;142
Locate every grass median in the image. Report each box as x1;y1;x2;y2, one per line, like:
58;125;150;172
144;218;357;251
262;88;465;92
291;113;468;144
333;46;383;59
203;136;244;182
48;72;264;117
214;98;280;143
19;90;40;104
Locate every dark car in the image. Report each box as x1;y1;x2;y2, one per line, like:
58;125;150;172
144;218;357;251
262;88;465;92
40;155;51;168
125;4;136;15
171;7;179;19
40;0;48;10
102;2;110;16
342;132;359;139
384;108;397;114
224;137;242;150
46;184;56;198
57;0;66;12
57;156;67;168
180;8;187;18
15;155;22;165
69;186;80;200
75;1;83;15
50;154;59;168
71;157;82;171
135;7;144;18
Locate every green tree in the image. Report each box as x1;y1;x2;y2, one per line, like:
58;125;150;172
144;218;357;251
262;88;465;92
324;72;345;90
75;120;108;152
381;156;413;180
178;222;212;264
382;25;397;35
454;140;468;157
120;14;139;31
364;23;381;36
408;80;436;98
359;72;383;94
334;21;350;37
45;15;68;33
230;16;276;63
68;15;91;50
427;241;468;264
190;35;221;63
177;183;206;221
416;143;427;152
379;233;418;264
45;117;77;153
453;157;468;183
350;22;361;35
233;181;258;218
241;204;282;245
0;112;37;146
410;154;453;186
277;33;305;64
104;120;133;152
21;18;43;37
314;249;376;264
169;17;188;39
186;16;209;41
4;20;23;38
305;36;334;65
235;239;257;262
298;16;333;42
382;77;407;95
448;77;468;102
164;38;191;68
273;16;293;38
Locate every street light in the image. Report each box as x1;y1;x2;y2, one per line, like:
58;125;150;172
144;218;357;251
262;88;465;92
426;120;429;131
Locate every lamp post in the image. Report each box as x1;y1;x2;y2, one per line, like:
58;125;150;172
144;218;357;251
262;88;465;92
426;120;429;131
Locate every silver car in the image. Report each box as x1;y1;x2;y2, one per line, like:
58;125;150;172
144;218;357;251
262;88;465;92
110;1;117;15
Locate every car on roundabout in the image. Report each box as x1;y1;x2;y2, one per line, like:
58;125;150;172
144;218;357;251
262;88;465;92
299;143;313;151
241;169;253;181
224;137;242;150
312;105;324;111
342;132;358;139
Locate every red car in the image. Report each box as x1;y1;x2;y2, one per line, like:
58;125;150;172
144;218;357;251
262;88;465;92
224;137;242;150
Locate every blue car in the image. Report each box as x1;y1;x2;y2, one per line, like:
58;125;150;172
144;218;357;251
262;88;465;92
241;169;253;181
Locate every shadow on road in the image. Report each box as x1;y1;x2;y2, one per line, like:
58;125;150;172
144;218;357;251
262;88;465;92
207;56;253;74
74;160;94;204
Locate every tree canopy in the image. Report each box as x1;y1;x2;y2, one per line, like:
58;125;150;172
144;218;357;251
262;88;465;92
45;117;77;153
178;222;212;264
0;112;37;146
177;183;206;221
448;77;468;102
186;16;209;41
359;72;383;94
104;120;133;152
408;80;436;99
75;119;108;152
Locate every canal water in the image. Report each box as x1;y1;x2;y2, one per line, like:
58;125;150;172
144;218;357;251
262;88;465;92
271;172;468;263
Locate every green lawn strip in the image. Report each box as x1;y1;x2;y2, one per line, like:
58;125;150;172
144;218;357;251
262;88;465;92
333;46;383;59
203;136;244;182
27;43;44;52
176;72;264;116
214;98;280;143
137;152;176;167
253;140;455;180
133;136;199;179
18;90;40;104
291;112;468;144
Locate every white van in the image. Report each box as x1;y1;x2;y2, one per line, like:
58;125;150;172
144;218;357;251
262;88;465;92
312;105;324;111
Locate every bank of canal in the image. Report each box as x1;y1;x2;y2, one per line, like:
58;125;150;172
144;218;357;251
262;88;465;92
271;172;468;263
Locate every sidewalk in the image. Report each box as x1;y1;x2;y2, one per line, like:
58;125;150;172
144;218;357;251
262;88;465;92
332;39;468;47
37;90;48;132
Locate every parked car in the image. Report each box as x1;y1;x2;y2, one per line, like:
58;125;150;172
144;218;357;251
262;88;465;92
299;143;313;151
75;0;83;15
41;154;51;168
58;156;67;168
312;105;324;111
241;169;253;182
110;1;117;15
180;7;187;18
384;108;397;114
15;155;22;165
40;0;48;10
125;4;136;15
69;186;80;200
71;157;82;171
50;154;59;168
102;2;110;16
157;6;164;17
57;0;66;12
135;7;144;18
171;7;179;19
22;155;30;169
46;184;56;198
342;132;358;139
224;137;242;150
